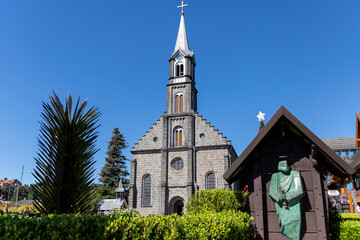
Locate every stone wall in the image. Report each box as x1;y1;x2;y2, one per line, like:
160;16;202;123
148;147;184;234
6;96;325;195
132;118;163;151
132;152;162;216
195;114;230;146
196;149;230;190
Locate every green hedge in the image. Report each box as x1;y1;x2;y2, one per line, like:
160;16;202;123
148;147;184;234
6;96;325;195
0;210;252;240
338;213;360;240
185;189;248;214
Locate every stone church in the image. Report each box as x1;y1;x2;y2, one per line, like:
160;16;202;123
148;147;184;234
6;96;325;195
128;4;237;216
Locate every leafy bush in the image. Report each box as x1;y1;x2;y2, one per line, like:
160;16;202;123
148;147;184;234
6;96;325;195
0;210;252;240
107;208;142;218
185;189;248;214
328;198;341;240
338;213;360;240
328;201;360;240
105;210;252;240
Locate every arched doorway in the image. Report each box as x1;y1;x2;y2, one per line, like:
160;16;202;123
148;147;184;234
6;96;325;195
174;200;184;215
169;196;185;215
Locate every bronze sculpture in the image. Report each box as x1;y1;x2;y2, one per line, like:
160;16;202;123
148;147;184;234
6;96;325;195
269;160;305;240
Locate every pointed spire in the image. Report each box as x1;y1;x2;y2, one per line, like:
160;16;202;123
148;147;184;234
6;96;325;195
174;2;190;53
115;179;124;193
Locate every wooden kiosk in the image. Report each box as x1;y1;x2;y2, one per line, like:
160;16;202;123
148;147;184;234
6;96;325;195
224;106;355;240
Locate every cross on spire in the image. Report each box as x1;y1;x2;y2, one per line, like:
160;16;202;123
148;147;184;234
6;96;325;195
177;1;188;14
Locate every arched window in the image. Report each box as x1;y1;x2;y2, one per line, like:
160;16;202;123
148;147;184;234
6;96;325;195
176;63;184;76
142;174;151;206
174;127;183;146
175;93;184;113
206;172;216;190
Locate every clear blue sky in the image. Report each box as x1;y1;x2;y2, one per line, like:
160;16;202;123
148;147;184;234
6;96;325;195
1;1;359;184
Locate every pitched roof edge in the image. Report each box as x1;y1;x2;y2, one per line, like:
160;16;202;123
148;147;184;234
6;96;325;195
224;106;355;183
131;116;163;150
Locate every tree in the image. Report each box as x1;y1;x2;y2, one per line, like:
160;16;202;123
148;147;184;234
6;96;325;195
32;92;100;214
99;128;129;197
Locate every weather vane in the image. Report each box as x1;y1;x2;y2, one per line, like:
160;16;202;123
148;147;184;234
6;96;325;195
177;1;188;14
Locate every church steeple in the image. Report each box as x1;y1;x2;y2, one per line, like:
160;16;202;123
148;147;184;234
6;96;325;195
169;1;196;85
167;1;197;115
174;2;190;53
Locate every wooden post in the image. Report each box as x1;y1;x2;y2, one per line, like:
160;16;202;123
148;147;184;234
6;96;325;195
253;162;264;239
310;145;328;239
348;191;354;213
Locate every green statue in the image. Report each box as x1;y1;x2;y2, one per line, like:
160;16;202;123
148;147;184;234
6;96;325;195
269;160;305;240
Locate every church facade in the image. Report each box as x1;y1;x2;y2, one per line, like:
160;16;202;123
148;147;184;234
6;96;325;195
128;5;237;216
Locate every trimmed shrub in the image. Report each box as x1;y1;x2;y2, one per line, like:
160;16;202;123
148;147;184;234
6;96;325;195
0;211;252;240
105;211;251;240
329;205;360;240
338;213;360;240
185;189;248;214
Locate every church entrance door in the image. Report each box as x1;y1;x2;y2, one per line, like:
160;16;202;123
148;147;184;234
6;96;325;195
174;200;184;215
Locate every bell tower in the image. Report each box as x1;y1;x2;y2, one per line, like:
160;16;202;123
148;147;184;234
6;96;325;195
167;1;197;115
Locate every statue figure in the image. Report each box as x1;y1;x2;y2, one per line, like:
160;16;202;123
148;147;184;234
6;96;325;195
269;160;305;240
4;203;8;214
23;205;30;216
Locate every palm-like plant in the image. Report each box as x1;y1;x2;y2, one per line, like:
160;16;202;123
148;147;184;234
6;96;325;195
33;92;100;214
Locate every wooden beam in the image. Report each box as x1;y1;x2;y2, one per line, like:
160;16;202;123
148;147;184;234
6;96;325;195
310;145;328;239
253;161;265;239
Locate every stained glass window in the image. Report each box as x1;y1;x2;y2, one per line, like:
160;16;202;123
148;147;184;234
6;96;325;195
172;158;184;171
206;172;216;190
142;174;151;206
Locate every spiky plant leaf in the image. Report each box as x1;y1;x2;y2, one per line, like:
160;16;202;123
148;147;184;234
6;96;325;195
32;92;100;214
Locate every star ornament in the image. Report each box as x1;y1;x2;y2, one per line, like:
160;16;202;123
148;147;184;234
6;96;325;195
257;111;265;122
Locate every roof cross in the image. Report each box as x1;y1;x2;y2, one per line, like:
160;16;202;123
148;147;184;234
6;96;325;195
177;1;188;14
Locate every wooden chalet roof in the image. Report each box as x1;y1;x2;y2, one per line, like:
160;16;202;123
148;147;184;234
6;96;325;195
321;137;356;150
224;106;356;184
350;151;360;170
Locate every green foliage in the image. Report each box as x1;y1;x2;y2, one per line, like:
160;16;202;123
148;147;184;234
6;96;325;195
3;184;38;202
338;213;360;240
107;209;142;218
185;189;249;214
328;198;360;240
99;128;129;189
95;184;116;199
0;210;252;240
0;214;109;240
32;92;100;215
0;183;15;200
328;198;341;240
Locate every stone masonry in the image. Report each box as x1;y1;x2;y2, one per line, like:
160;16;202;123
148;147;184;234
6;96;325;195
128;8;237;216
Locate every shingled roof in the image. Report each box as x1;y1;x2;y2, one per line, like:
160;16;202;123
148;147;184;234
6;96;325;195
321;137;356;150
350;151;360;170
224;106;356;183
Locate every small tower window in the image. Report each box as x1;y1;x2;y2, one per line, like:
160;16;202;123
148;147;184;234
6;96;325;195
206;172;216;190
175;93;184;113
176;63;184;76
174;127;183;146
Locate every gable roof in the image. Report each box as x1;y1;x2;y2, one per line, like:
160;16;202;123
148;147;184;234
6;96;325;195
322;137;356;150
350;151;360;170
224;106;355;183
95;199;127;211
